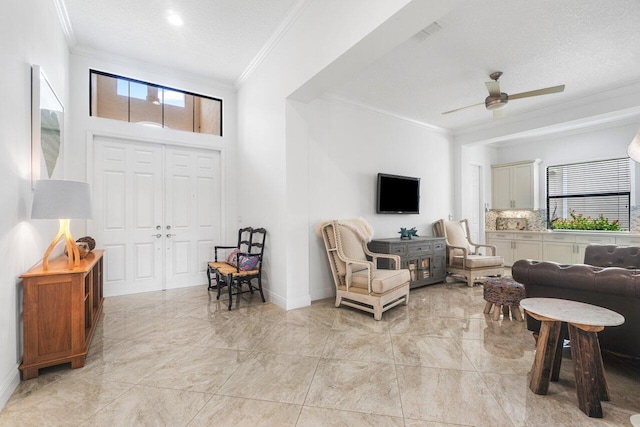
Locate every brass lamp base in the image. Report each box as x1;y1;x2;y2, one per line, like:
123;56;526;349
43;219;80;270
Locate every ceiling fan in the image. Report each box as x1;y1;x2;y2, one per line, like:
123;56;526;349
442;71;565;119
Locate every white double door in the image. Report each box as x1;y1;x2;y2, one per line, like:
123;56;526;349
92;136;222;296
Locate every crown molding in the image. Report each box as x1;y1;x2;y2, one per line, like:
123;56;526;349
234;0;314;90
53;0;76;48
71;46;236;93
321;93;452;136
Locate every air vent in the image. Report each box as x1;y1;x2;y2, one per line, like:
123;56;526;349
413;21;442;41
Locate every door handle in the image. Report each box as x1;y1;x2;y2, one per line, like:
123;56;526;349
152;234;161;238
166;234;174;238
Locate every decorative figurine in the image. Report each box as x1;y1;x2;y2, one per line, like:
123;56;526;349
399;227;419;240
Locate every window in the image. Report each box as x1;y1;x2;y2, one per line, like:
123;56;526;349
547;158;631;230
90;70;222;136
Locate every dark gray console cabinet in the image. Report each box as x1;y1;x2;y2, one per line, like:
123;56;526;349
368;237;446;289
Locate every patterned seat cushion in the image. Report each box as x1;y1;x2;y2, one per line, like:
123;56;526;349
483;276;525;306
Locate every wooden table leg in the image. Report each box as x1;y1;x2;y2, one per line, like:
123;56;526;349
567;323;605;418
530;320;562;395
551;328;564;382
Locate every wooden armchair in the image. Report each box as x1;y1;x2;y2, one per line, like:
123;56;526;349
318;219;410;320
207;227;266;309
433;219;503;286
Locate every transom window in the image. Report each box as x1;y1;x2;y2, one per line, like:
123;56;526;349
547;158;631;230
90;70;222;136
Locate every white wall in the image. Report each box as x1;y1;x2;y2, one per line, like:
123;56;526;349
306;98;454;300
494;119;640;204
0;0;70;409
238;0;459;309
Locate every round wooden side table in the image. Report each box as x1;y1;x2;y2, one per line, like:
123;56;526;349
520;298;625;418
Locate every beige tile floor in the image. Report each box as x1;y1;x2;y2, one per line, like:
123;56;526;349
1;280;640;426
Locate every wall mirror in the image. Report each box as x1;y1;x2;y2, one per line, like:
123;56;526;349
31;64;64;187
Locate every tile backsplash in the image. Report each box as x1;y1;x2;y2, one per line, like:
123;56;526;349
485;209;548;232
486;208;640;232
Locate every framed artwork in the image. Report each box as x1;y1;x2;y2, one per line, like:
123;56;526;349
32;64;64;187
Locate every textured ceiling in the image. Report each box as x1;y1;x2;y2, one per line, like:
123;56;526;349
63;0;299;86
330;0;640;131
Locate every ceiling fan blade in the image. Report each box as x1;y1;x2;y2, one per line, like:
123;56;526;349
441;101;485;115
485;81;501;97
493;109;506;120
509;84;565;100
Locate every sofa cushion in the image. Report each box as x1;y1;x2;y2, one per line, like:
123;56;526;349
584;244;640;269
351;269;410;293
452;255;503;268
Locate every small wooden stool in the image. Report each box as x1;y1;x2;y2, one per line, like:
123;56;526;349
520;298;625;418
483;276;525;321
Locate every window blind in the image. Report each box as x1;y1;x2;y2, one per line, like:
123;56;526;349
547;158;630;229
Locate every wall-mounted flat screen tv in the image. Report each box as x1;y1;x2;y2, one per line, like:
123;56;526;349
376;173;420;214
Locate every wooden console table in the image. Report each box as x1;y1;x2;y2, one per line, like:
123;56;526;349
520;298;624;418
19;250;104;380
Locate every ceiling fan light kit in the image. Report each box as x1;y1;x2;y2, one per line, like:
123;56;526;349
442;71;565;117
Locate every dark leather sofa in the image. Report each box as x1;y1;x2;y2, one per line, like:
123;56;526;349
512;244;640;359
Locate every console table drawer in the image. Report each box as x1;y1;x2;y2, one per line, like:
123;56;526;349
408;242;432;254
387;245;406;256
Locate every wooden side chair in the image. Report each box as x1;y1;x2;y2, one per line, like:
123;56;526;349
207;227;266;309
433;219;504;286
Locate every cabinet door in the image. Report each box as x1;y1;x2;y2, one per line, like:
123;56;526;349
543;242;575;264
491;166;512;209
488;239;514;266
513;241;543;264
512;163;535;209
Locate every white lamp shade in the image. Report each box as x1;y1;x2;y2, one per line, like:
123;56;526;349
32;180;93;219
628;132;640;163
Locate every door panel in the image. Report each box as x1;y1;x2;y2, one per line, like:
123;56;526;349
165;147;221;289
94;137;164;296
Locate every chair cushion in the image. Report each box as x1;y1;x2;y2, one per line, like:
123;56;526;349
226;249;241;265
444;221;471;256
226;249;260;271
351;269;410;293
452;255;503;268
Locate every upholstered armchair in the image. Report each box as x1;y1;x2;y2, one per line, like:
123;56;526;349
433;219;503;286
318;219;410;320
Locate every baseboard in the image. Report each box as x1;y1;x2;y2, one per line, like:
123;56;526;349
264;289;311;311
0;364;20;411
265;288;286;310
285;294;311;311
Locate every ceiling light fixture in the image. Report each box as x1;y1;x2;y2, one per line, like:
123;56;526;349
627;131;640;163
167;12;183;26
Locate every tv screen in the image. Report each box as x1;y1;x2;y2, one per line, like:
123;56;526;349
376;173;420;214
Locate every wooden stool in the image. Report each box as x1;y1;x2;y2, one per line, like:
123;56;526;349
521;298;625;418
483;276;525;321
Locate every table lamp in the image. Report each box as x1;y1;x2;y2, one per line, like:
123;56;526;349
31;180;93;270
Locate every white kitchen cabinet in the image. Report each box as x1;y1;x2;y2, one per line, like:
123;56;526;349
491;160;541;210
487;232;542;266
542;233;615;264
614;236;640;246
